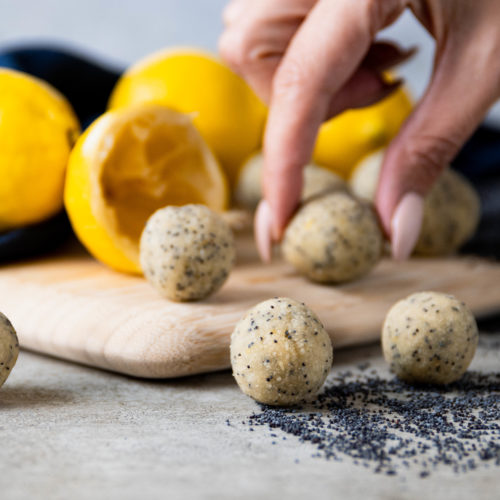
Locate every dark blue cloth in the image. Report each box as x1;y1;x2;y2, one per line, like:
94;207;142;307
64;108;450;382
0;45;498;262
453;126;500;259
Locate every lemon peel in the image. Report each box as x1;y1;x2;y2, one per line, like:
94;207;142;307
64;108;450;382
108;47;267;185
0;68;80;230
64;104;228;274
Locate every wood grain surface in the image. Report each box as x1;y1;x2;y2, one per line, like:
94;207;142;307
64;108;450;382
0;235;499;378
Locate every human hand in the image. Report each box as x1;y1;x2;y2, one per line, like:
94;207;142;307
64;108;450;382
220;0;500;261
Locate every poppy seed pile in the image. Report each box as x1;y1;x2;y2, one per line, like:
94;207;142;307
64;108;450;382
239;342;500;477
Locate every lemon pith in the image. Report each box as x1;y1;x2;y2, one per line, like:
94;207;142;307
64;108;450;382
64;105;228;274
108;47;267;185
0;68;80;230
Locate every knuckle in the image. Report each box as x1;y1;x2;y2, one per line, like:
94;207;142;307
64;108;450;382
363;0;382;27
222;2;238;25
218;28;256;71
361;0;403;37
402;134;460;188
272;57;311;99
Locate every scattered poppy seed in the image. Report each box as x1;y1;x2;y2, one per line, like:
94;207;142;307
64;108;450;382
239;365;499;478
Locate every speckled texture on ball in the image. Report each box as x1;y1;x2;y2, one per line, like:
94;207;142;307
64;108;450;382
0;312;19;388
349;151;480;256
415;169;480;256
382;291;478;385
140;204;235;301
230;297;333;406
234;152;345;210
282;191;382;283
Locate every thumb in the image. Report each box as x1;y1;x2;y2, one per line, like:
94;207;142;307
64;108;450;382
376;37;500;260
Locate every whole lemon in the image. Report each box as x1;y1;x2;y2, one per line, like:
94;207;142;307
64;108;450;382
313;85;412;178
108;48;267;185
0;68;80;231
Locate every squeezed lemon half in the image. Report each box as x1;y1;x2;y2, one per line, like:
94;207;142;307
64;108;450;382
108;48;267;185
64;104;229;274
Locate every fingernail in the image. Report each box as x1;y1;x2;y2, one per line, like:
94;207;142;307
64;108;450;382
255;200;273;263
391;192;424;261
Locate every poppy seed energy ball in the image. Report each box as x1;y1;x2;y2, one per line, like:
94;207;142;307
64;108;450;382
382;292;478;385
282;191;382;283
0;312;19;388
234;152;346;210
415;169;480;256
231;297;333;406
140;204;235;301
349;151;480;256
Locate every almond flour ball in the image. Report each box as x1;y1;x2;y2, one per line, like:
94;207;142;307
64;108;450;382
282;191;382;283
140;204;235;301
349;149;384;202
234;152;346;210
350;151;480;256
231;297;333;406
414;169;480;256
0;313;19;388
382;291;478;385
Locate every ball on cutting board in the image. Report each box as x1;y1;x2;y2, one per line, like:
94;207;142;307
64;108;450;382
234;152;346;210
0;312;19;388
140;204;236;301
282;191;383;283
382;291;478;385
231;297;333;406
349;150;480;255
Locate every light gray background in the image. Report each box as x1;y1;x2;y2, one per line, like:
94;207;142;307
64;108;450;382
1;0;499;124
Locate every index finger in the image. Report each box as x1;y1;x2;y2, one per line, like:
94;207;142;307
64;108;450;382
262;0;404;239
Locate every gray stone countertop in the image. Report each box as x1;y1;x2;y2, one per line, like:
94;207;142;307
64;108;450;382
1;332;499;500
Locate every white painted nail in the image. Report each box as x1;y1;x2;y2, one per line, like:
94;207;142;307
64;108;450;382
255;200;273;263
391;192;424;261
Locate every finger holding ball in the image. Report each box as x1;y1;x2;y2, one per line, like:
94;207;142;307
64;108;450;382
282;191;383;283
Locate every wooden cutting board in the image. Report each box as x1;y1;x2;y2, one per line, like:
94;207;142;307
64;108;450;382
0;235;499;378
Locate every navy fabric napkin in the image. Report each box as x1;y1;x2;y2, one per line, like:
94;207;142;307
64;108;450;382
0;45;498;261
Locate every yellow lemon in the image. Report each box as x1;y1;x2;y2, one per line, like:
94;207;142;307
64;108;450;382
108;48;267;185
0;68;80;230
64;104;229;274
313;86;412;178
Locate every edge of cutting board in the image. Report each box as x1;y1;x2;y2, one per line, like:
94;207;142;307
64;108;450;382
0;237;499;378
